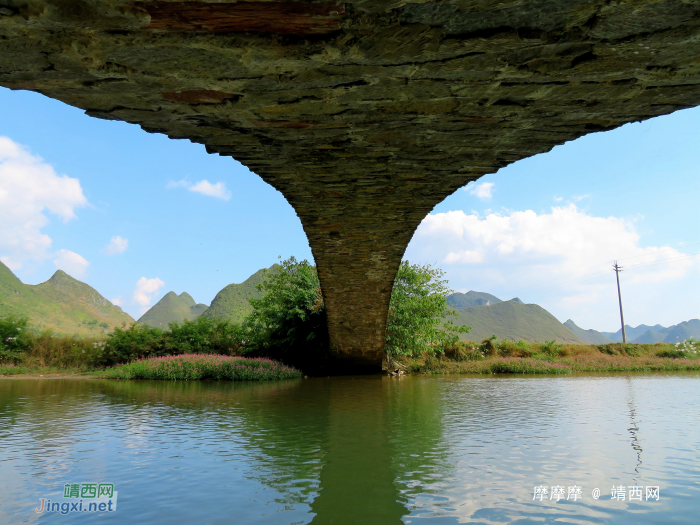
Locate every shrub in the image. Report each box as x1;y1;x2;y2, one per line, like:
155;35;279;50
27;330;105;368
386;261;470;356
166;317;244;355
515;340;534;357
496;339;519;356
101;317;245;367
243;256;329;373
444;340;483;361
480;335;498;356
101;323;166;365
540;340;563;356
0;316;32;364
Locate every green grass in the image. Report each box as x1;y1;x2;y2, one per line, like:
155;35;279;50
98;354;302;381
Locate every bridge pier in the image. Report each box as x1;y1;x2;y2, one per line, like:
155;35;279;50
278;170;460;373
301;214;416;373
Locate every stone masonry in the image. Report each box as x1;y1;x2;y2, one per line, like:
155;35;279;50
2;0;700;371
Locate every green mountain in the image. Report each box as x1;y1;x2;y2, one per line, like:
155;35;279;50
601;324;669;342
447;291;502;308
632;329;667;344
564;320;614;344
662;319;700;343
0;261;134;336
572;320;699;344
138;291;209;328
203;265;279;323
451;300;585;344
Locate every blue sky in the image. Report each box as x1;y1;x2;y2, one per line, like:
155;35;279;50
1;87;698;330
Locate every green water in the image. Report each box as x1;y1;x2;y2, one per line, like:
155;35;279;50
1;374;698;523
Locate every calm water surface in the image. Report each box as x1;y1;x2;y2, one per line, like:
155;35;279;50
1;374;698;524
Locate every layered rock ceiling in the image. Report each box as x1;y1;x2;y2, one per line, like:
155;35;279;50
2;0;700;371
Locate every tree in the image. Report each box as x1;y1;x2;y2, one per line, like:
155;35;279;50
385;261;470;356
0;315;32;364
243;256;329;371
241;257;467;372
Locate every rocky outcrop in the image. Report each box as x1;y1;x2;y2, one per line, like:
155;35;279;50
2;0;700;370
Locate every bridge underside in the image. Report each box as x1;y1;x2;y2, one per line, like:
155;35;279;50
2;0;700;371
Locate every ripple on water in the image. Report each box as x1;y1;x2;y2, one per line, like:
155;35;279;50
0;374;699;524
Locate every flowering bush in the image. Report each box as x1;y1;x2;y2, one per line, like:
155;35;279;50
101;354;302;381
657;339;699;359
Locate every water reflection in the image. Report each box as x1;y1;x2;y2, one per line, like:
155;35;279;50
626;377;643;483
0;374;699;524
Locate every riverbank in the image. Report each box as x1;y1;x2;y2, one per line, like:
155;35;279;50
394;341;700;374
0;365;92;379
3;342;699;379
395;354;700;374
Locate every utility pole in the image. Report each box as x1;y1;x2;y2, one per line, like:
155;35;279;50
613;261;627;343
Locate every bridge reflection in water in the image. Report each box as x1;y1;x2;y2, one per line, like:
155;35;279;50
0;374;698;524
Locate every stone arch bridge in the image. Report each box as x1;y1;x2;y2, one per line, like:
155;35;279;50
2;0;700;372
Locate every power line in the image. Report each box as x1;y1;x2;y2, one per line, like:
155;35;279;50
620;252;700;271
615;241;700;263
511;242;700;297
519;251;700;298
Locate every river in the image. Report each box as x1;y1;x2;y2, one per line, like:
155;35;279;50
1;373;698;524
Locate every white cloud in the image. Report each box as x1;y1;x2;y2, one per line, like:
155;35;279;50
166;179;189;189
189;180;231;200
464;181;494;200
132;277;165;307
1;256;21;271
0;137;87;270
405;204;699;329
167;179;231;200
111;297;124;307
104;235;128;255
53;249;90;278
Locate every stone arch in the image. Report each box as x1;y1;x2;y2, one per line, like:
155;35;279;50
2;0;700;371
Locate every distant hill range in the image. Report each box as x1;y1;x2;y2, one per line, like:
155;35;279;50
0;260;134;336
138;265;277;328
564;319;700;345
563;320;614;344
448;293;585;343
4;257;696;345
446;291;523;309
137;291;208;328
142;282;583;343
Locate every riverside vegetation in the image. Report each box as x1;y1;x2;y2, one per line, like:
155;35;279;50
1;257;699;378
397;337;700;374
